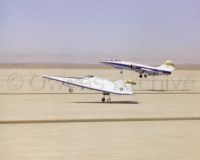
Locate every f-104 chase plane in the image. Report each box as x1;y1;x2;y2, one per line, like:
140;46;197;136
101;60;175;78
43;75;134;103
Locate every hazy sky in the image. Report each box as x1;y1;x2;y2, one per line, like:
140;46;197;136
0;0;200;64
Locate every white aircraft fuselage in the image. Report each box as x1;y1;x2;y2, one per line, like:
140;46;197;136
101;60;175;78
43;75;133;102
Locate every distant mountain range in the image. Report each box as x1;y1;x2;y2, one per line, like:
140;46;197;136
0;53;199;69
0;53;148;64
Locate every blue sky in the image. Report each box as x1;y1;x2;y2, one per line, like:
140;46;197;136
0;0;200;64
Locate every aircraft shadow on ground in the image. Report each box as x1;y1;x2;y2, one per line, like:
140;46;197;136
69;101;139;104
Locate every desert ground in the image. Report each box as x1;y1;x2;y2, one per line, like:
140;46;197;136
0;68;200;160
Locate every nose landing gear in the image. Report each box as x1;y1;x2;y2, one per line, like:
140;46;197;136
69;88;73;93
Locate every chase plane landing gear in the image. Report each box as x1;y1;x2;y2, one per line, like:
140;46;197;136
139;73;148;78
144;74;148;78
102;93;111;103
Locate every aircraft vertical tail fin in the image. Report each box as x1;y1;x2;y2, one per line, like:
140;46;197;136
157;60;175;71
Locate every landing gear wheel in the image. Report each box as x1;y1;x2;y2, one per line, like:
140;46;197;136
69;88;73;93
107;98;111;103
139;74;143;78
120;70;123;74
102;97;106;103
144;74;147;78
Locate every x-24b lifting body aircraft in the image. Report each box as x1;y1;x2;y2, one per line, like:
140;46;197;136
101;60;175;78
43;75;134;103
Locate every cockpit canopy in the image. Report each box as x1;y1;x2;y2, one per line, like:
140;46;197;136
110;60;122;62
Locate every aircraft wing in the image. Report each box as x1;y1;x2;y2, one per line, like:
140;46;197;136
129;64;157;74
101;60;173;77
101;60;157;74
42;75;133;95
137;67;158;74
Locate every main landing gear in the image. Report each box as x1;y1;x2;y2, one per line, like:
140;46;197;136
139;73;148;78
102;92;111;103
